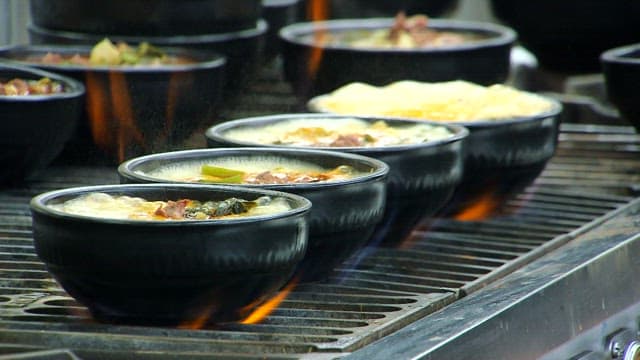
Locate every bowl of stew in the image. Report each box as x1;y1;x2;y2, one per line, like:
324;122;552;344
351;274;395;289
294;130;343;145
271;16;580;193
30;183;311;325
0;62;84;185
205;115;467;245
0;41;226;164
279;14;516;99
118;147;389;282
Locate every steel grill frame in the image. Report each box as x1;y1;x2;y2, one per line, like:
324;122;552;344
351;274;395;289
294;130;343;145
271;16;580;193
0;64;639;359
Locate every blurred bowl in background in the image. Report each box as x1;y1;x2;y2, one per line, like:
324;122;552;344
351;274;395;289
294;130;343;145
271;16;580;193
279;17;516;100
29;0;263;35
0;62;84;185
118;147;389;282
601;43;640;132
0;44;226;164
31;183;311;325
27;20;267;93
324;0;459;19
262;0;304;63
490;0;640;74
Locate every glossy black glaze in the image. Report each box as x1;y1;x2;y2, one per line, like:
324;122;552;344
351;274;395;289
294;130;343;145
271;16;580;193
30;184;311;324
279;18;515;100
490;0;640;74
29;0;263;35
27;21;267;93
0;62;84;185
601;43;640;132
319;0;460;19
205;114;468;246
446;102;563;212
118;147;389;282
262;0;303;63
0;45;226;165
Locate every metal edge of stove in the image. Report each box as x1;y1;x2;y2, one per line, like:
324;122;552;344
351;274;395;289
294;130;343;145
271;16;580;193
341;196;640;360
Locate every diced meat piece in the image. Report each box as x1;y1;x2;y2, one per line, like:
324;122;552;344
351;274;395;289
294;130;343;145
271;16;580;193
330;134;364;147
155;199;188;219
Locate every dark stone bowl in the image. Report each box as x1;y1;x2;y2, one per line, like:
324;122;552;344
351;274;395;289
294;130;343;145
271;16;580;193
30;183;311;325
490;0;640;74
279;18;516;100
307;96;564;214
27;20;267;93
0;45;226;165
29;0;263;35
601;43;640;133
0;62;84;185
118;147;389;282
205;115;468;246
262;0;303;63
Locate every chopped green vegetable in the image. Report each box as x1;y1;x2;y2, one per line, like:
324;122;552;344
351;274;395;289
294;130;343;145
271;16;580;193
201;165;246;178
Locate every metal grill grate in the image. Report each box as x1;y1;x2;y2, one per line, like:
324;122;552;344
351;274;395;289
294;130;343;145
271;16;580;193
0;63;638;359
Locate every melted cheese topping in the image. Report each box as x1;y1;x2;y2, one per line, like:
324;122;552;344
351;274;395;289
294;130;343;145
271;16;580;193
49;192;292;221
312;81;556;122
223;118;453;147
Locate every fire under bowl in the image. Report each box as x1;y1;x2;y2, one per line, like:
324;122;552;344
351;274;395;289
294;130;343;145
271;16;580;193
205;115;468;246
0;45;226;165
118;147;389;282
30;184;311;325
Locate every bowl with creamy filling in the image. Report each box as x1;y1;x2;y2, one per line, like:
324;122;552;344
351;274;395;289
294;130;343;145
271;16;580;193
0;40;226;165
30;183;311;325
279;13;516;99
308;80;564;213
205;115;468;245
0;62;84;185
119;147;389;282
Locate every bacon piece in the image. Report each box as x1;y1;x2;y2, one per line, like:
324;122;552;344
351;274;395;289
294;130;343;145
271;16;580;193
155;199;188;219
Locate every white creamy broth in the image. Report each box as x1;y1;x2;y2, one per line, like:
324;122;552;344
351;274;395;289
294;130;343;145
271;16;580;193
223;118;453;147
49;192;292;221
144;156;365;184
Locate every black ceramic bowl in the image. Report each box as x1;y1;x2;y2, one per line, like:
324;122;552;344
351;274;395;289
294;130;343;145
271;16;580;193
118;147;389;282
30;183;310;324
27;20;267;93
0;62;84;185
30;0;262;35
490;0;640;74
0;45;226;165
601;43;640;132
320;0;460;19
205;115;468;245
279;18;516;99
262;0;303;62
307;88;563;213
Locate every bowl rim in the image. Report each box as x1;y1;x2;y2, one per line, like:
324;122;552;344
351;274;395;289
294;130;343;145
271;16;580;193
0;44;227;73
30;183;312;226
278;17;517;53
601;42;640;65
28;19;269;44
306;93;564;128
0;61;85;100
205;113;469;152
118;146;390;190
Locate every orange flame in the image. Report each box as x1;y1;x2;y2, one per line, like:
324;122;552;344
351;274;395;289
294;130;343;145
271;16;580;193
109;71;145;162
307;0;329;79
454;190;502;221
85;72;112;150
240;277;299;325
